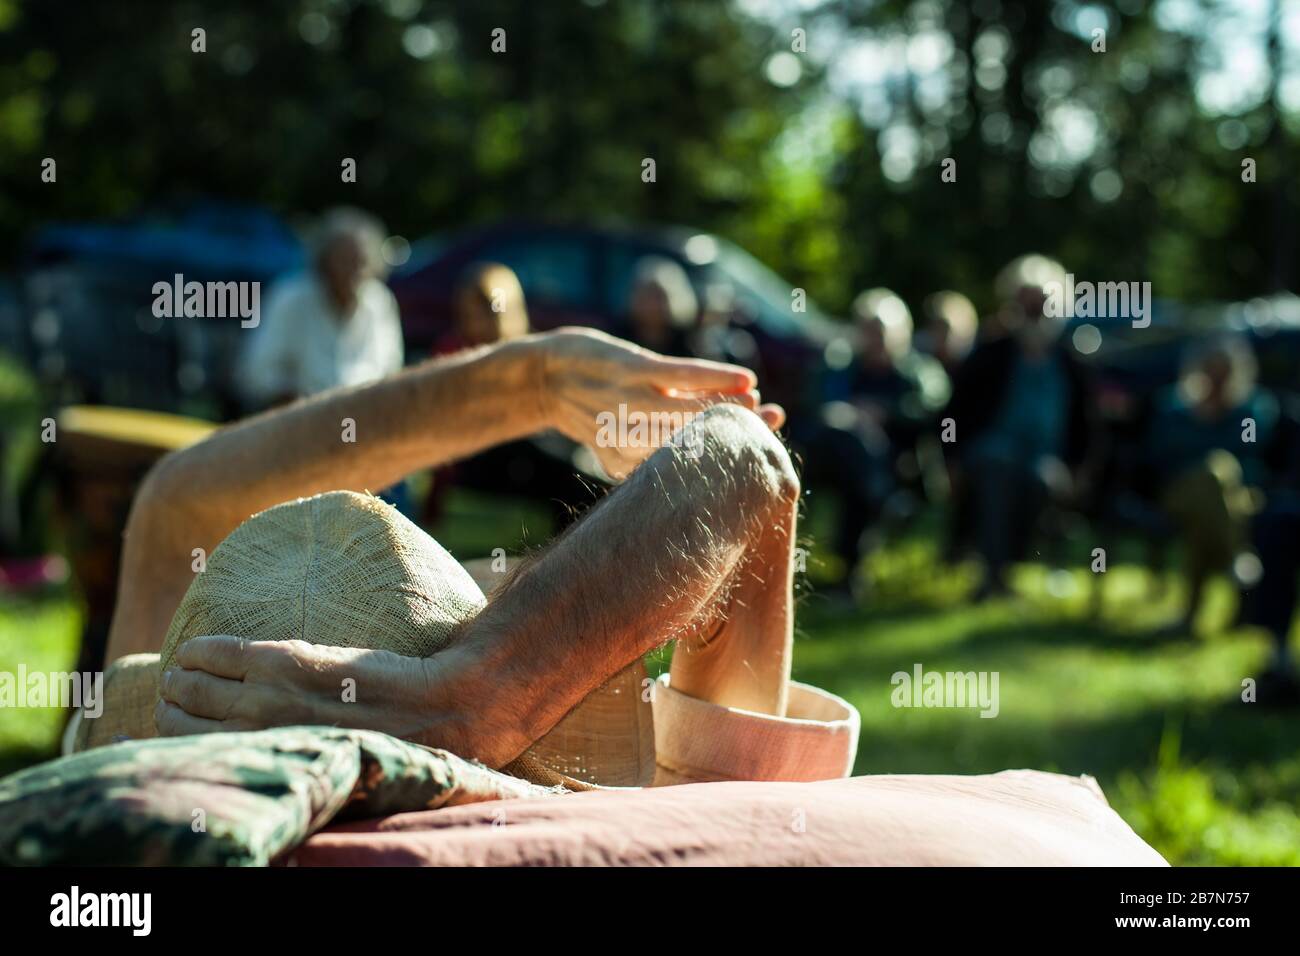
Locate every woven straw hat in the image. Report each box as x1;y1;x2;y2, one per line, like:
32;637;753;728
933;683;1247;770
125;490;653;789
68;653;162;752
160;491;483;673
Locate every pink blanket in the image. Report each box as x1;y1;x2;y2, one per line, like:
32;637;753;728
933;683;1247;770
288;770;1167;866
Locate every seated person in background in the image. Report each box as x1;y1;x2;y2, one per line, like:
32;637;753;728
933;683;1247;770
105;329;860;788
240;207;409;513
239;207;403;410
943;255;1100;600
428;263;602;528
1242;489;1300;703
689;281;766;373
804;289;949;597
916;290;978;377
1148;335;1277;636
625;257;699;357
434;261;530;355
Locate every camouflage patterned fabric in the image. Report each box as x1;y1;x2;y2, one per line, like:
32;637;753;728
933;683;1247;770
0;726;556;866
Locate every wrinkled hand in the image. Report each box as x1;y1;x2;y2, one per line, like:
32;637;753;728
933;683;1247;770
536;327;785;479
154;635;530;766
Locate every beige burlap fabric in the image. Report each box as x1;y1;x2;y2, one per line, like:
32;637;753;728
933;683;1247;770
98;489;657;789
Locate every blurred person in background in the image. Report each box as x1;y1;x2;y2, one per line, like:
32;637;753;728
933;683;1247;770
435;261;530;354
1243;490;1300;704
239;207;406;512
916;290;979;375
805;288;949;598
943;255;1100;601
1148;335;1278;637
690;282;759;367
1240;437;1300;704
625;256;699;357
239;207;403;410
426;262;601;530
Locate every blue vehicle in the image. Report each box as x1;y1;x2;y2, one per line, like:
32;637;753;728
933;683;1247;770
16;201;304;415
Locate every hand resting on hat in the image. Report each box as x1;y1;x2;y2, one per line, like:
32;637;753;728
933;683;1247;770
101;329;792;767
535;326;784;478
108;327;780;664
153;403;798;768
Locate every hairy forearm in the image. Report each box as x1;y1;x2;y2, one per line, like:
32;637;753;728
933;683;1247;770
440;405;798;759
172;342;539;526
108;339;544;662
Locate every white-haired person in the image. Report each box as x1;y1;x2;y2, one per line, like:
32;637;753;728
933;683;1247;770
239;207;409;513
942;255;1102;601
239;207;403;410
1148;334;1279;636
917;290;979;375
804;288;949;597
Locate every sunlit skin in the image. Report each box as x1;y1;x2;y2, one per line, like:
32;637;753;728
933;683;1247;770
105;329;792;770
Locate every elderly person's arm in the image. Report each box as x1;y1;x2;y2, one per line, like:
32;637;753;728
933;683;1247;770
156;404;826;776
109;329;769;664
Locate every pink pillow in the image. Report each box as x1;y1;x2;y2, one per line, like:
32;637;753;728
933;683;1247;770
288;770;1167;867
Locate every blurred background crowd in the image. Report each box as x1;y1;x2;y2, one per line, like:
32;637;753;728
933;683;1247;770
0;0;1298;864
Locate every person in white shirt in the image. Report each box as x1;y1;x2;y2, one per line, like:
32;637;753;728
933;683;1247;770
240;208;404;409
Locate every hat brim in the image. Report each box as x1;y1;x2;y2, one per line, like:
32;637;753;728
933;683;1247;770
506;661;656;790
79;654;656;791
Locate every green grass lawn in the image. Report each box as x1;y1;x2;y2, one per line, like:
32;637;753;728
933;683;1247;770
0;592;80;778
1;489;1297;865
792;555;1300;866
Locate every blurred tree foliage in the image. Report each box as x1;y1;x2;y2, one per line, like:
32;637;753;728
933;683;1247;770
0;0;1294;315
821;0;1298;311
